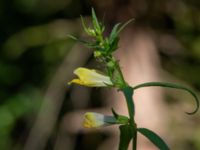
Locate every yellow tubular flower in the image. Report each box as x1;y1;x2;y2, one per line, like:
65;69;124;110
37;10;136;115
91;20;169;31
68;67;113;87
83;112;116;128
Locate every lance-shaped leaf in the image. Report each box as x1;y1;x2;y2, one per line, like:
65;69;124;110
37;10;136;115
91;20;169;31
109;23;121;43
108;19;134;53
91;8;102;34
67;35;99;48
117;18;134;35
109;18;134;42
137;128;170;150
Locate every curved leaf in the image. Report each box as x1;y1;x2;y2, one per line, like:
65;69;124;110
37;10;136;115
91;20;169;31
132;82;199;114
117;18;134;34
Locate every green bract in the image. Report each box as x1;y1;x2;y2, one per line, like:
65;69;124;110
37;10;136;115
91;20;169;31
71;8;134;58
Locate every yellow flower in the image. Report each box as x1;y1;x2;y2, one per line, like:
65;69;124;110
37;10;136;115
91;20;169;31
68;67;113;87
83;112;116;128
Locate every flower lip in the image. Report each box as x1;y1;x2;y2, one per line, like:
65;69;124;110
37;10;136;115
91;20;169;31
68;67;113;87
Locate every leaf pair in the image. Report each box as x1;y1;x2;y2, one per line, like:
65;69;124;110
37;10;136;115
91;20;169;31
107;19;134;53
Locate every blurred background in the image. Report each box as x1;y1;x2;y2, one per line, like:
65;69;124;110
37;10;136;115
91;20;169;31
0;0;200;150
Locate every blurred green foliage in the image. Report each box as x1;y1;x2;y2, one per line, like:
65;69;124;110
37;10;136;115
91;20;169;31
0;0;90;149
0;87;41;150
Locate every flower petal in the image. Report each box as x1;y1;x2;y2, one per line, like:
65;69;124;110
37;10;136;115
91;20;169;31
68;79;84;85
83;112;104;128
69;67;113;87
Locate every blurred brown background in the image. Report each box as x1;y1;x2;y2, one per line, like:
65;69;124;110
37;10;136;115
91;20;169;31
0;0;200;150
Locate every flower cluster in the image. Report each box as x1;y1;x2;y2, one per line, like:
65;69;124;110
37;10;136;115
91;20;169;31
68;68;129;128
68;67;116;128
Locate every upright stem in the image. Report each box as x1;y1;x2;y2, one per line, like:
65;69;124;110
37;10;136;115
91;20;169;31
122;87;137;150
133;128;137;150
122;87;134;124
115;61;137;150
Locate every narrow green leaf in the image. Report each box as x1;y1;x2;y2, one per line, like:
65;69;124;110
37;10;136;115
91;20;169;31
67;35;89;45
117;18;134;35
137;128;170;150
112;108;119;118
109;23;121;41
108;19;134;53
67;34;78;41
132;82;199;115
67;35;100;49
119;125;134;150
100;23;105;32
91;8;100;31
108;37;119;53
80;16;90;35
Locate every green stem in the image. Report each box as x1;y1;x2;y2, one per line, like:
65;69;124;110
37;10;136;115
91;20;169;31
132;82;199;115
115;61;137;150
122;87;137;150
111;60;127;88
133;129;137;150
122;87;134;124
